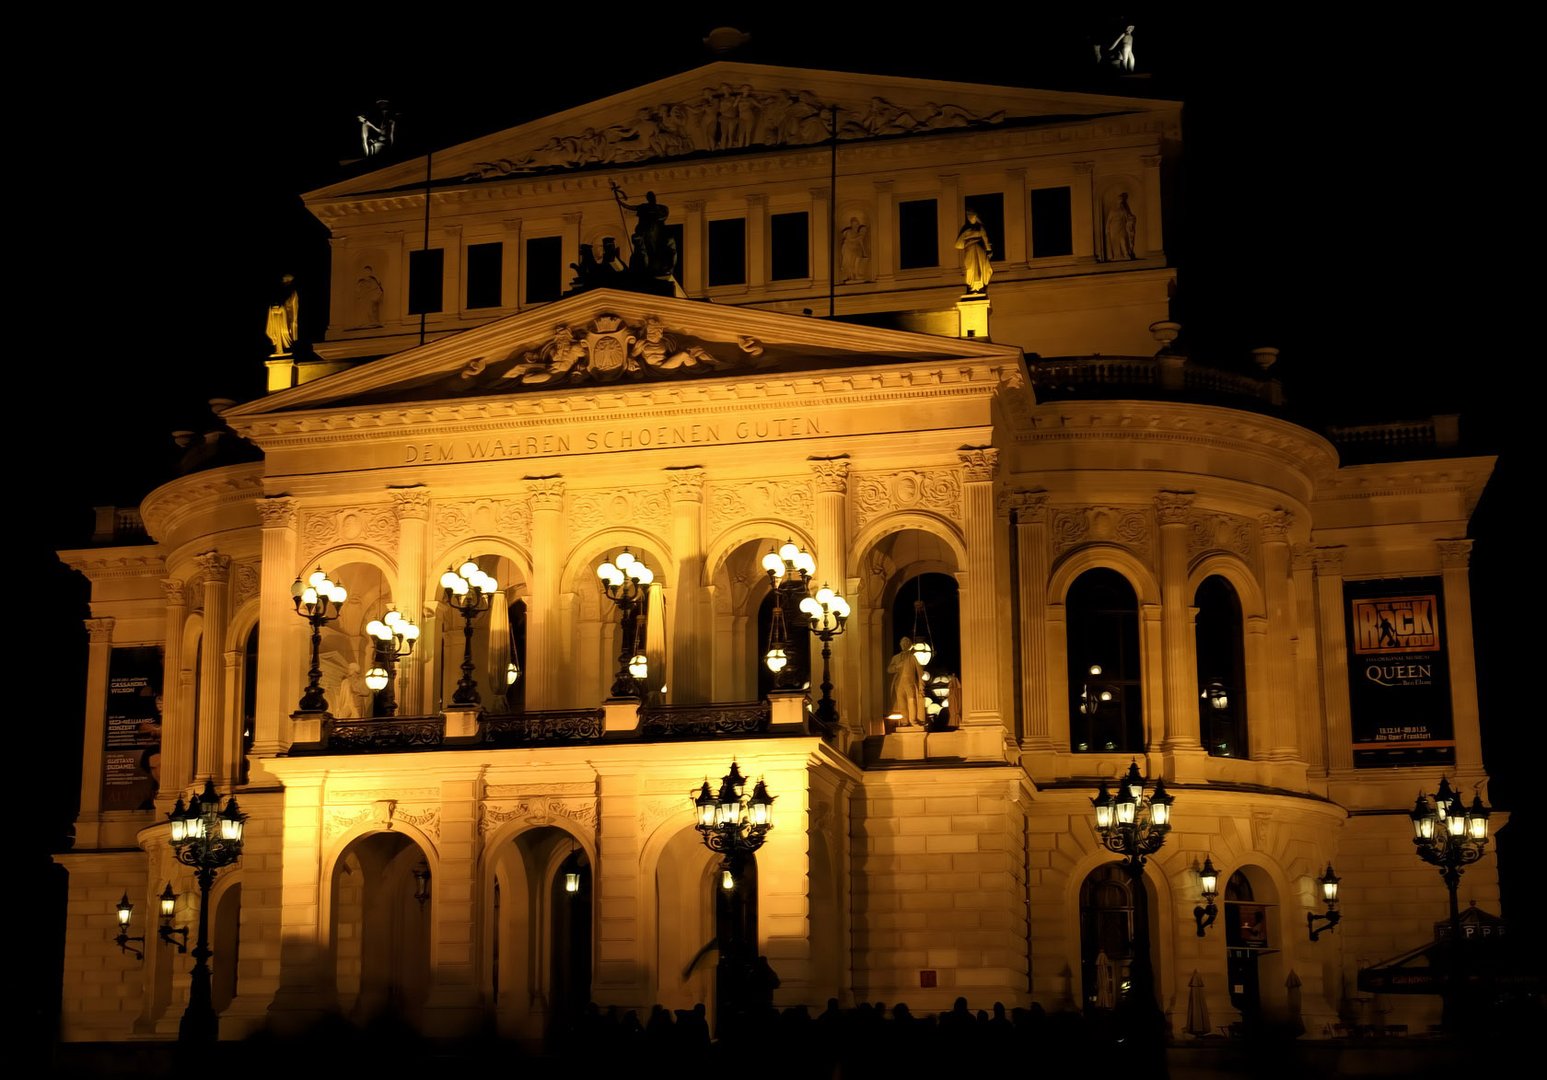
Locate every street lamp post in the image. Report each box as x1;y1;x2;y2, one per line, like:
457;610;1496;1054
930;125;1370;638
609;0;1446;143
1410;777;1491;1030
291;567;347;713
799;584;850;732
597;549;654;699
167;780;247;1042
364;609;420;716
762;539;816;689
1091;761;1173;1039
440;559;498;706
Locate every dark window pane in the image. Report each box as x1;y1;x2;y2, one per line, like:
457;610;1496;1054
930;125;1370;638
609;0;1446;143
1031;187;1074;258
770;211;809;280
466;242;503;309
1196;575;1247;759
407;248;443;314
1067;568;1143;753
525;236;563;304
964;193;1005;263
898;198;938;270
708;217;746;286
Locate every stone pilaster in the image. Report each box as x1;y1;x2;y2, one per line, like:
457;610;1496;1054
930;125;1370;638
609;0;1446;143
1010;493;1053;757
872;180;895;282
1259;512;1302;766
1438;540;1485;772
527;477;565;709
158;578;188;812
809;186;831;286
1003;168;1028;265
77;618;115;847
252;498;299;777
810;457;853;735
424;768;485;1035
1156;493;1202;759
1313;547;1354;771
1141;154;1164;255
1071;161;1096;261
681;200;705;294
938;174;960;267
666;468;707;703
958;448;1008;756
194;551;232;783
391;486;431;715
593;765;644;1003
1291;545;1327;774
746;193;767;288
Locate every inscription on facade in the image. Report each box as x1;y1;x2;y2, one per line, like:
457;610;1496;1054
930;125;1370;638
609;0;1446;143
403;416;823;463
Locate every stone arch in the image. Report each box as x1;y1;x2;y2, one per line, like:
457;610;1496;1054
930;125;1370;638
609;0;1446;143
1049;543;1160;607
1187;552;1266;618
320;819;441;956
424;543;532;714
641;817;719;1016
428;536;534;599
706;524;818;702
847;511;968;579
1062;836;1178;1017
207;870;243;1014
1190;557;1261;760
559;529;674;706
706;520;819;593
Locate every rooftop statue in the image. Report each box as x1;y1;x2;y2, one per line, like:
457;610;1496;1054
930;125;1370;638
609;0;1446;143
358;100;397;157
264;274;299;356
955;210;994;294
611;183;676;281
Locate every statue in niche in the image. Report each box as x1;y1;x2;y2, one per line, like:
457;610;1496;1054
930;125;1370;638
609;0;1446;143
839;218;871;283
611;184;676;279
886;638;927;729
355;265;384;327
1104;192;1137;261
264;274;299;356
955;210;994;294
331;662;370;719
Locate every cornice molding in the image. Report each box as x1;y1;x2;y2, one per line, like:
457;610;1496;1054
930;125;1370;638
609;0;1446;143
140;465;265;543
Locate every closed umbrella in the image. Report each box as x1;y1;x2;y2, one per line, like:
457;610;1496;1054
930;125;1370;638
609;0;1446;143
1186;969;1211;1036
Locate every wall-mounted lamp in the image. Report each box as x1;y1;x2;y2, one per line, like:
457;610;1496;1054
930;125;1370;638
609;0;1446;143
412;864;431;908
1307;863;1342;941
114;892;145;960
564;839;581;895
157;883;188;953
1193;855;1220;936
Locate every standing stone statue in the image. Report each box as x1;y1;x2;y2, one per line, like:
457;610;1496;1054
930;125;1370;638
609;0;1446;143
265;274;300;356
839;217;870;282
955;210;994;293
1104;193;1137;261
1109;25;1136;72
355;265;384;327
887;638;927;728
611;183;676;279
358;100;396;157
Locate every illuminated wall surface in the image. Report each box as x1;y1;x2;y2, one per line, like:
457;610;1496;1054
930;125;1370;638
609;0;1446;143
56;63;1499;1042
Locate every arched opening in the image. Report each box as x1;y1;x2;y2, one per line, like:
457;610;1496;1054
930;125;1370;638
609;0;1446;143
434;554;529;714
1223;868;1283;1025
754;590;811;702
310;559;393;720
211;882;241;1013
330;831;432;1024
549;846;592;1031
1196;575;1247;758
654;827;718;1018
888;572;960;729
1080;863;1138;1011
240;626;258;784
859;527;963;734
1067;568;1143;752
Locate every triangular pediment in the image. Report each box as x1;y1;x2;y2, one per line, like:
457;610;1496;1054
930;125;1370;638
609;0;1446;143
307;61;1176;202
222;289;1023;419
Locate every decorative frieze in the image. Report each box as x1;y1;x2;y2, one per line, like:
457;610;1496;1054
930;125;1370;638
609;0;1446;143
434;497;534;549
478;798;598;837
300;504;399;557
232;561;261;609
809;456;851;494
708;479;814;535
570;487;670;535
1051;506;1153;562
1186;512;1258;564
324;801;441;843
637;797;691;837
853;468;962;530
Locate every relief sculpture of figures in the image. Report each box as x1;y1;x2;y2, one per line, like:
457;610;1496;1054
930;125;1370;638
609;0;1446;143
265;274;299;356
955;210;994;294
1104;192;1137;261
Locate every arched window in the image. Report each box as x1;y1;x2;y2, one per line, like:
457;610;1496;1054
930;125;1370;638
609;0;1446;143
1079;864;1137;1010
1195;575;1247;758
240;626;258;784
1067;568;1142;752
755;591;810;703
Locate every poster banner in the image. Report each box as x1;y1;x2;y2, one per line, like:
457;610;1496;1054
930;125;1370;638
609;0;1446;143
1345;578;1454;768
102;646;163;812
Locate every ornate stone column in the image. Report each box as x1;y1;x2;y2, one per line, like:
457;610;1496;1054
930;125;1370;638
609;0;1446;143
1313;547;1354;772
77;618;115;846
1259;512;1302;766
253;498;300;772
1009;492;1053;755
157;577;188;813
681;200;705;295
810;457;853;733
958;449;1007;749
527;477;565;710
1439;540;1486;772
194;551;231;782
667;467;707;703
1291;544;1327;774
391;486;431;715
1156;493;1202;756
746;193;767;288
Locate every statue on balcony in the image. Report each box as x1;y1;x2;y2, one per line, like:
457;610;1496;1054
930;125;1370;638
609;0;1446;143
264;274;299;356
887;638;927;729
611;184;676;280
955;210;994;294
1104;192;1137;261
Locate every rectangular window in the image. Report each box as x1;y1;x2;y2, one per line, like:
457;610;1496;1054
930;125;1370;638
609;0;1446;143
770;211;810;281
963;193;1005;262
465;242;503;309
708;217;746;287
1031;187;1074;258
407;248;444;315
664;223;684;285
524;236;563;304
897;198;938;270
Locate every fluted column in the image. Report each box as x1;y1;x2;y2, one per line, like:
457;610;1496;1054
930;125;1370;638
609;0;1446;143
527;477;565;709
391;487;431;715
78;617;115;844
1156;493;1201;751
254;498;300;767
746;193;767;288
1259;512;1301;761
1439;540;1485;772
157;577;188;813
681;200;705;295
810;457;852;732
958;449;1004;733
1291;545;1327;773
1010;492;1052;753
1313;547;1354;771
194;552;231;782
667;468;707;703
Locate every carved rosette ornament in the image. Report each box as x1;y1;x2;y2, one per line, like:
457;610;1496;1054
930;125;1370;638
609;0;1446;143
433;497;534;548
809;456;851;494
85;617;115;643
853;469;963;530
1051;506;1154;562
1437;539;1473;569
708;480;814;535
390;486;432;521
257;497;298;530
232;562;261;608
958;447;1000;483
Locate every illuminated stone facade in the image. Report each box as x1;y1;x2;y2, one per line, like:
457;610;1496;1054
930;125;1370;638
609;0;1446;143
56;63;1498;1043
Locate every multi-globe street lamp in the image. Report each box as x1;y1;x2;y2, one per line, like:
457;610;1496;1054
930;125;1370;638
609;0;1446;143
1410;777;1491;1029
762;539;816;689
440;559;498;706
799;584;850;732
166;780;247;1042
364;609;420;716
597;549;653;699
291;567;347;713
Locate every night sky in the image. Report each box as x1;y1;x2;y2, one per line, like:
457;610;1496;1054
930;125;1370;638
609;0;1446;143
23;9;1537;1037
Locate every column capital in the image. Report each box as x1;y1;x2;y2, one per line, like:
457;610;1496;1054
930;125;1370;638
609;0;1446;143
1072;160;1096;175
1312;546;1346;576
1007;490;1049;522
1155;491;1195;524
1141;154;1162;169
745;192;767;208
1259;508;1293;541
809;455;851;493
526;475;565;511
808;185;832;200
957;446;1000;482
162;577;187;604
1438;538;1474;568
873;179;895;193
194;551;232;581
85;617;116;642
390;485;432;521
1291;543;1316;571
665;466;705;502
562;212;582;225
682;199;705;213
257;496;299;529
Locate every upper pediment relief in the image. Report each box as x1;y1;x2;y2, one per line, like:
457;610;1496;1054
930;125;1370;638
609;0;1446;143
307;62;1176;202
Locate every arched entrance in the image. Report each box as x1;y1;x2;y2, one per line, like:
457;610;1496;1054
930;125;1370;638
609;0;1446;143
1223;868;1284;1024
330;831;432;1024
